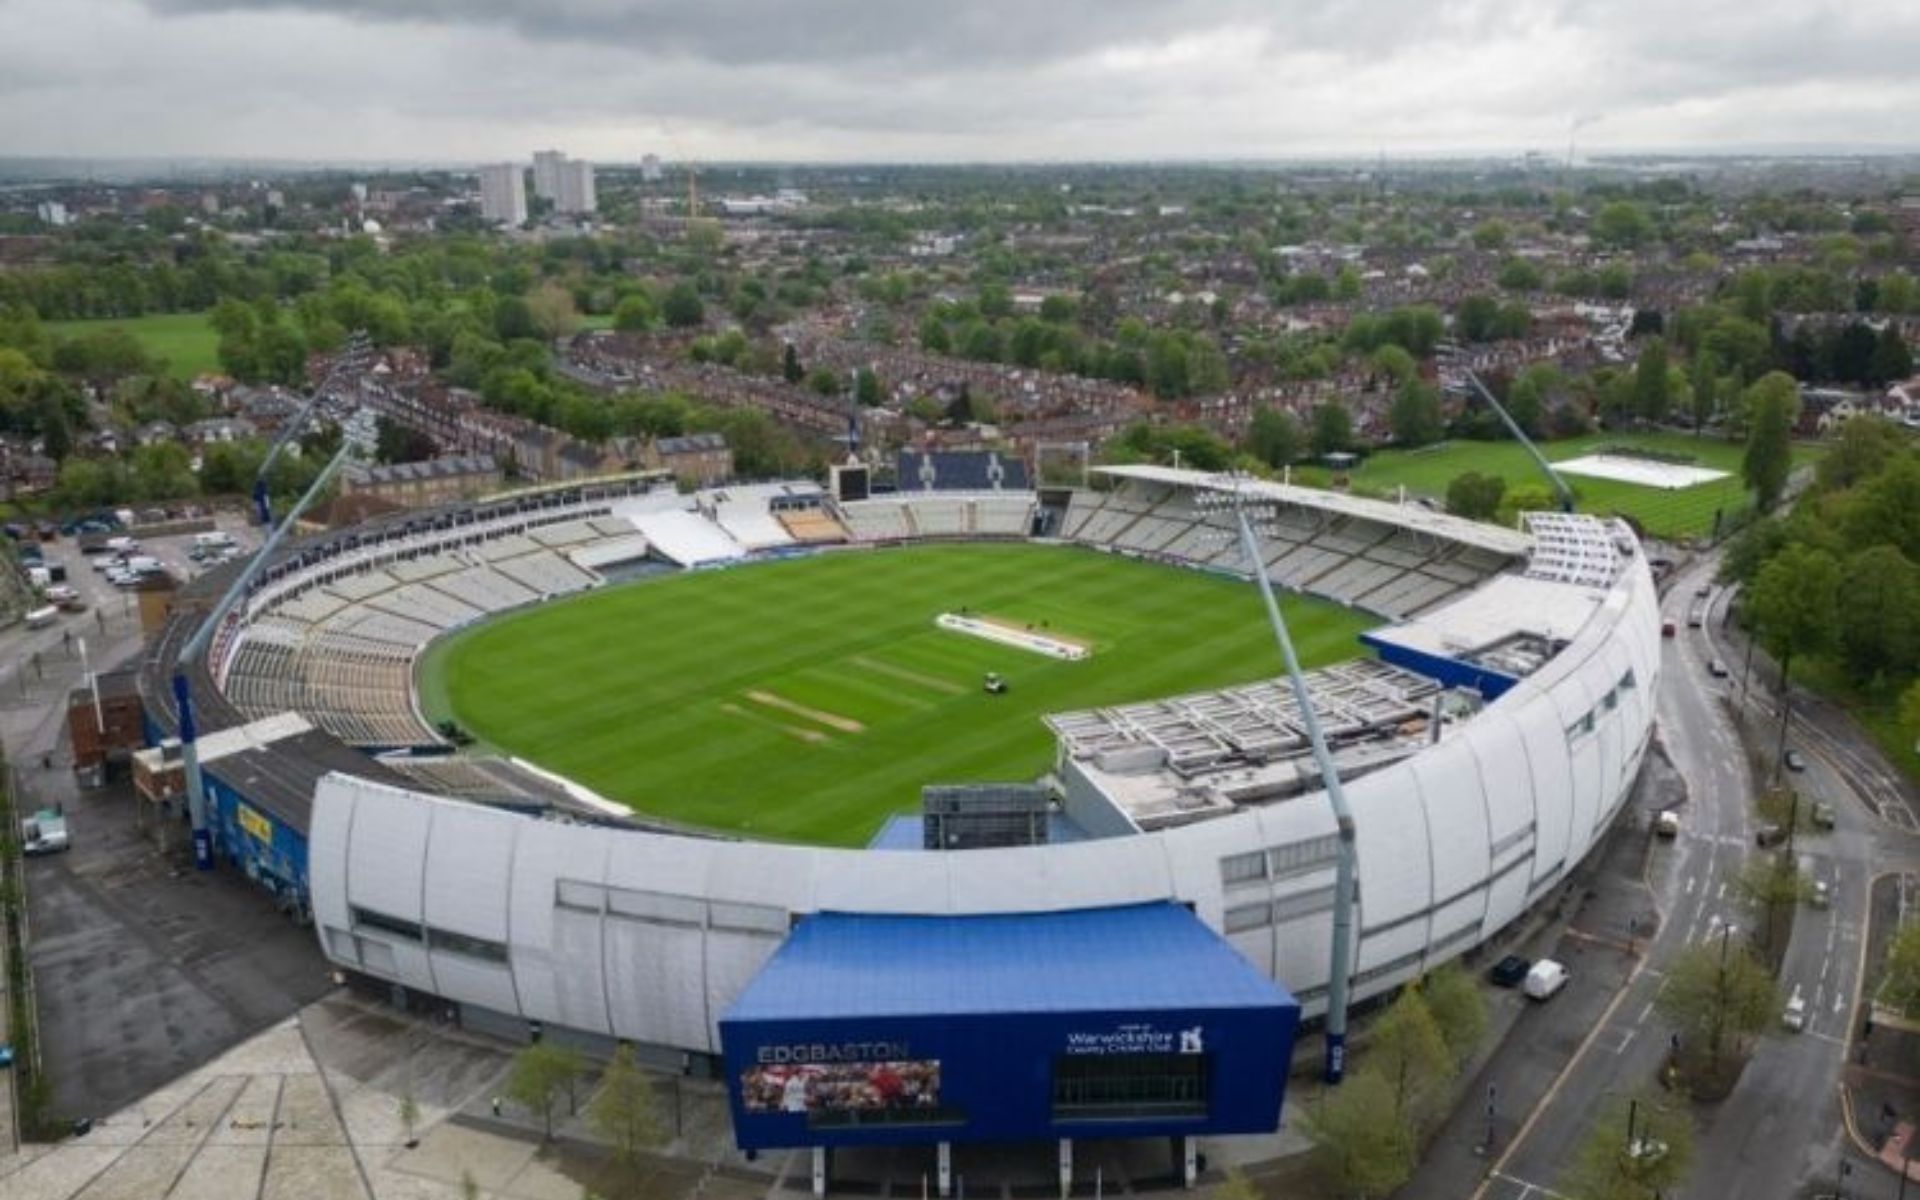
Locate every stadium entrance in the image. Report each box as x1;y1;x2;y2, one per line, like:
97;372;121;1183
720;902;1298;1196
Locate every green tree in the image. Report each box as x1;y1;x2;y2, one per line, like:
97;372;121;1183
1815;415;1907;492
612;293;656;332
1593;200;1654;249
854;367;883;407
1247;406;1301;469
1902;680;1920;766
1632;338;1671;423
506;1042;584;1140
1309;402;1354;459
1505;364;1560;438
1749;542;1840;689
661;282;705;329
1733;852;1809;961
1882;920;1920;1016
1370;987;1454;1120
1655;936;1778;1070
806;366;840;397
1419;963;1488;1065
1445;471;1507;521
1300;1069;1416;1199
1561;1092;1694;1200
1388;379;1444;448
1370;343;1417;385
1871;324;1914;386
1472;219;1510;251
1840;455;1920;562
1212;1167;1262;1200
1741;371;1798;511
1836;545;1920;683
588;1045;662;1171
1455;295;1499;343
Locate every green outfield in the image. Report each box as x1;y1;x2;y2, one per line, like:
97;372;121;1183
45;311;221;380
417;543;1374;845
1292;432;1823;540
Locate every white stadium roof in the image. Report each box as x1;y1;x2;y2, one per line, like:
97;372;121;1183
1094;464;1535;558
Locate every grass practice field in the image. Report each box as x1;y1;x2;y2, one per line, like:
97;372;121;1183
418;543;1374;845
45;311;222;380
1292;431;1823;541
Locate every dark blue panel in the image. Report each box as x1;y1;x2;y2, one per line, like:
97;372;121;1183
1362;633;1518;699
895;451;1030;493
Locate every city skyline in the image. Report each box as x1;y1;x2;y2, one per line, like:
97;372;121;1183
2;0;1917;163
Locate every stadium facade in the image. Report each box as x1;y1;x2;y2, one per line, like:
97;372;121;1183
139;463;1660;1190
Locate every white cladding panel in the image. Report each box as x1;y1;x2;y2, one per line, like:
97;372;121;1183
947;836;1176;913
308;778;354;935
604;917;708;1048
1273;911;1336;1002
1473;713;1537;849
1345;766;1431;931
812;847;949;913
1430;889;1488;949
704;931;783;1052
345;787;433;922
508;823;609;1032
429;954;518;1014
1506;686;1575;884
1411;736;1491;905
1484;857;1532;934
422;803;516;941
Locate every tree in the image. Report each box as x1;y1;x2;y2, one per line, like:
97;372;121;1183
612;293;656;332
1593;200;1654;249
1419;963;1487;1065
506;1042;583;1140
1505;364;1560;438
1388;379;1444;448
1815;415;1906;491
1733;852;1809;961
1309;402;1354;459
1902;680;1920;765
1632;338;1671;423
1455;295;1500;343
1212;1167;1262;1200
1836;545;1920;683
661;282;705;329
1748;542;1840;689
1881;920;1920;1017
1655;937;1778;1070
1561;1092;1694;1200
1741;371;1798;511
1871;324;1914;386
1840;455;1920;563
1247;406;1301;470
588;1045;662;1171
1472;219;1510;251
805;366;840;398
854;367;883;407
1445;471;1507;521
1370;987;1453;1120
781;341;803;383
1300;1069;1416;1199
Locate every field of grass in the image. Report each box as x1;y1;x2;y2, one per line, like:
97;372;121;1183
1291;432;1823;541
418;543;1374;845
44;311;221;381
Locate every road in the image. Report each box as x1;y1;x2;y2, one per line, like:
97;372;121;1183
1410;550;1901;1199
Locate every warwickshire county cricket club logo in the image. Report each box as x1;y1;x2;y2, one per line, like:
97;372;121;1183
1179;1027;1205;1055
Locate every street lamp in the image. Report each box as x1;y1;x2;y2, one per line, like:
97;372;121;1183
1196;473;1358;1084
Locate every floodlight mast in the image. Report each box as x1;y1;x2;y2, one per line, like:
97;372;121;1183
1463;368;1575;514
1205;475;1358;1084
173;408;379;870
253;331;371;526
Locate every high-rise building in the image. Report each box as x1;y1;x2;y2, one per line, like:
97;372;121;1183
478;163;527;225
641;153;663;183
556;159;597;215
531;150;566;202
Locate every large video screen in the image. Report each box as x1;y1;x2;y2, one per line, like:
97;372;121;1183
740;1059;941;1115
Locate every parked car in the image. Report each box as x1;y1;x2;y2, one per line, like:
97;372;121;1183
1811;880;1831;909
1661;621;1676;639
1523;959;1571;1001
0;1044;13;1068
1783;749;1807;772
1782;994;1807;1032
1756;822;1787;848
1811;802;1836;830
1708;659;1730;679
1488;954;1531;988
1654;810;1682;838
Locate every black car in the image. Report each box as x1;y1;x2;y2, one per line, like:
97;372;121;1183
1489;954;1531;988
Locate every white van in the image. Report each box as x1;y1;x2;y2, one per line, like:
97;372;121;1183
193;531;236;550
1523;959;1570;1001
105;535;138;554
24;605;58;629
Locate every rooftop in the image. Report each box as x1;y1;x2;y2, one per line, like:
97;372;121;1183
724;902;1293;1024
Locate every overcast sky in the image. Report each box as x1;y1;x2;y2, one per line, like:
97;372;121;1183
2;0;1916;163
